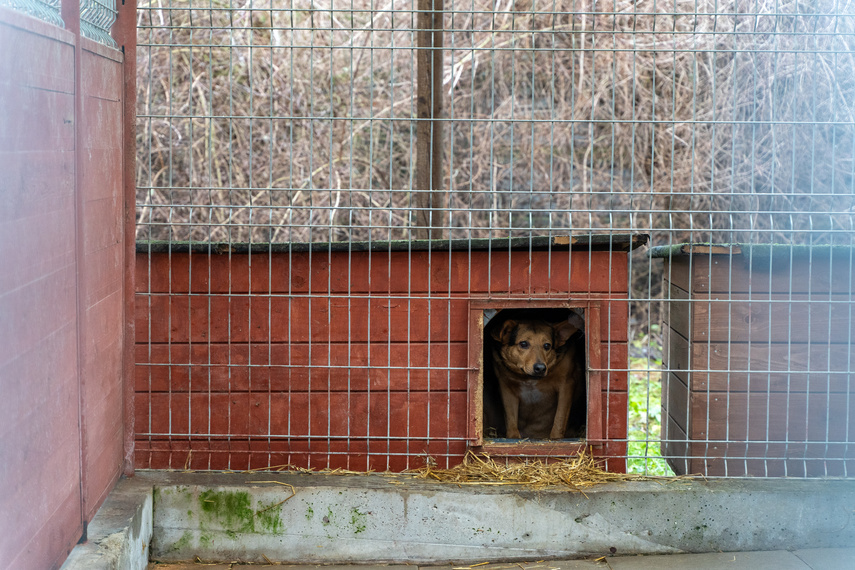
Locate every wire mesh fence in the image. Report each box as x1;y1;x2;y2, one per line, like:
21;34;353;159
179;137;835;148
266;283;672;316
135;0;855;476
0;0;64;27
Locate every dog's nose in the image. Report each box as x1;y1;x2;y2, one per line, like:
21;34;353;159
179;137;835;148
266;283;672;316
533;363;546;375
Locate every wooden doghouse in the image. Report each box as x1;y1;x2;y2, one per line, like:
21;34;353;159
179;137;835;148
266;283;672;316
135;234;647;473
652;244;855;477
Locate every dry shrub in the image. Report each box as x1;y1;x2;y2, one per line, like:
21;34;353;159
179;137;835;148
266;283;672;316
137;0;855;246
136;1;855;330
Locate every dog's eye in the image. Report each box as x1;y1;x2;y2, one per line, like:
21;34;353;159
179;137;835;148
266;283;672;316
519;341;529;349
543;343;551;351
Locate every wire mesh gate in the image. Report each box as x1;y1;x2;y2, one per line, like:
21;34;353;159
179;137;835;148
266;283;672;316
136;0;855;476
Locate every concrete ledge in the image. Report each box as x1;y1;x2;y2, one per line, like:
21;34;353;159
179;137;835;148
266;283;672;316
61;477;153;570
138;471;855;564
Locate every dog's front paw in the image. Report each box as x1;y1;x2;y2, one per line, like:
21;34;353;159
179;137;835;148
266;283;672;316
549;429;565;440
506;428;522;439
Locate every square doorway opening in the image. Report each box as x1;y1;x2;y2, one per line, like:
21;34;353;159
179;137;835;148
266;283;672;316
468;300;613;459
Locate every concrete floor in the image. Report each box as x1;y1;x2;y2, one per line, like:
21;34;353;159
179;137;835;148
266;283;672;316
147;548;855;569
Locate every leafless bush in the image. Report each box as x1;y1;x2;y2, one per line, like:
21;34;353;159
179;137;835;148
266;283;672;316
136;0;855;308
137;0;855;248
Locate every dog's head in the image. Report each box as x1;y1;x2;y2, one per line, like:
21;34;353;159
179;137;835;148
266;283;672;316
491;315;582;378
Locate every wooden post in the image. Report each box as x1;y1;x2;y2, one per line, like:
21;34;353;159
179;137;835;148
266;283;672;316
415;0;445;240
113;0;138;478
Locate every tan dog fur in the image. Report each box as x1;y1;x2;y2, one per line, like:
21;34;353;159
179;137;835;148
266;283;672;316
489;315;584;439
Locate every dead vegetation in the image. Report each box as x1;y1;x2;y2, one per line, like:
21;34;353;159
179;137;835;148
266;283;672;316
214;449;677;489
410;449;668;490
135;0;855;327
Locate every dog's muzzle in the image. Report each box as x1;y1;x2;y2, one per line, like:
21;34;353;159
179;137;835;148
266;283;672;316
532;363;547;377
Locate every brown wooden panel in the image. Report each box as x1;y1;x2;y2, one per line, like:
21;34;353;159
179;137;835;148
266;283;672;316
80;146;123;202
5;483;82;570
691;295;855;344
667;325;690;385
662;258;692;293
666;282;690;340
692;253;855;296
690;342;855;393
687;441;855;477
664;372;690;434
663;414;689;476
689;391;855;441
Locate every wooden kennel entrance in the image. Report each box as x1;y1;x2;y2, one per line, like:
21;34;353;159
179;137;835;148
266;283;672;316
135;234;647;473
652;243;855;477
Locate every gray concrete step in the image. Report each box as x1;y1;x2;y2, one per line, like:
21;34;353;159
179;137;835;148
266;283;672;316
147;548;855;570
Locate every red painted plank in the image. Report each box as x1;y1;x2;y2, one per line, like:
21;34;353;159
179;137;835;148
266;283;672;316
138;250;630;296
135;341;469;393
0;150;74;224
137;294;470;344
79;147;123;203
603;392;628;439
136;437;470;472
82;243;123;307
140;389;469;440
0;83;75;151
83;196;123;253
0;263;77;367
0;201;76;294
0;14;74;90
81;48;122;101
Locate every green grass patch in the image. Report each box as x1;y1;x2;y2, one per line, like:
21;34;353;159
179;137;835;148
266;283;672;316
627;325;675;476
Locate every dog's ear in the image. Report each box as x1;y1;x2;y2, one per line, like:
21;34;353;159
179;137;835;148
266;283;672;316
567;310;584;331
491;320;517;344
554;316;582;346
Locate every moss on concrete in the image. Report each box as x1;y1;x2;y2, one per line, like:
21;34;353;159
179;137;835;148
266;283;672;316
198;490;255;533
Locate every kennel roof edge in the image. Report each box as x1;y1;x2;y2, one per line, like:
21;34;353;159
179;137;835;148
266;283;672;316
649;242;855;263
136;234;649;255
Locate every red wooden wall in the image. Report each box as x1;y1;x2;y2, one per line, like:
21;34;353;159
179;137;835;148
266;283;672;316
0;4;135;568
135;242;636;473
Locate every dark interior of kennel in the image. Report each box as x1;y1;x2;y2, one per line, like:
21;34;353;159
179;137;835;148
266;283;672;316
136;234;647;473
481;307;588;440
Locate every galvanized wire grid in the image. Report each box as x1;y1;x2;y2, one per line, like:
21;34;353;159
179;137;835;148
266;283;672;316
81;0;118;47
136;0;855;476
0;0;64;28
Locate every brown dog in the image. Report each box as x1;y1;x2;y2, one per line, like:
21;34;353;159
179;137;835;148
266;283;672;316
488;313;584;439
